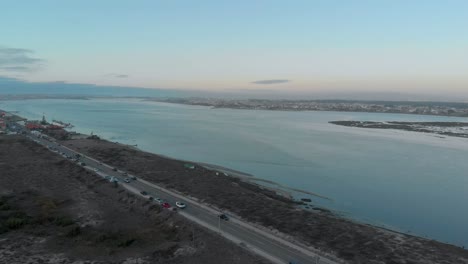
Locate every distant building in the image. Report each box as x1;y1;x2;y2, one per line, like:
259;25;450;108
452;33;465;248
25;122;43;130
0;118;6;133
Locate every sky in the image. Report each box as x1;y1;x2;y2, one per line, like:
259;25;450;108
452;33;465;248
1;0;468;99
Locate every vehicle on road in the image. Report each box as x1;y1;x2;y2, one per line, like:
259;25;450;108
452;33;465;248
155;198;163;204
110;176;119;183
175;202;186;209
112;167;118;172
93;168;99;172
219;214;229;221
162;202;171;208
122;172;128;176
140;191;148;196
80;162;86;166
148;196;154;201
124;178;130;183
130;175;137;180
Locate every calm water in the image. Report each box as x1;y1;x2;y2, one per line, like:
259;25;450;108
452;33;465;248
2;98;468;247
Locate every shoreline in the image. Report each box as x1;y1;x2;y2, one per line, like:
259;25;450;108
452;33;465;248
3;107;468;247
330;120;468;138
3;109;468;262
4;95;468;118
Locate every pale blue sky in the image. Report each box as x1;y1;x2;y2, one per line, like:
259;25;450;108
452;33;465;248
1;0;468;95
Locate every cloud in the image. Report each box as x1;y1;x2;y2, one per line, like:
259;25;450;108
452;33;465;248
0;46;44;72
106;73;129;78
251;79;290;85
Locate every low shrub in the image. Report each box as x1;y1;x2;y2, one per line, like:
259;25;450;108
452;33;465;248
50;216;75;227
117;238;136;248
5;217;26;229
66;225;81;237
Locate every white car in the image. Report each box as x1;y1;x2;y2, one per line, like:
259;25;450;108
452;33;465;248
93;168;99;172
155;198;163;204
110;176;119;183
124;178;130;183
175;202;186;209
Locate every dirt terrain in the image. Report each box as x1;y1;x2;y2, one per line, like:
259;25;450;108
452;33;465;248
61;138;468;264
0;135;267;264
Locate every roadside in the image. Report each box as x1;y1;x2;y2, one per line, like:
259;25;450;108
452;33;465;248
0;135;268;264
61;137;468;264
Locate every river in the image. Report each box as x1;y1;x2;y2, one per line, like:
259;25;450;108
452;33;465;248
1;97;467;247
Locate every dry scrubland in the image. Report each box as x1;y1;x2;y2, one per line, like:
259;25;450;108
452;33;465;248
0;136;267;264
62;138;468;264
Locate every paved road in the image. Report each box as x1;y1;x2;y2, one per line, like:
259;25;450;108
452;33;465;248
9;124;340;264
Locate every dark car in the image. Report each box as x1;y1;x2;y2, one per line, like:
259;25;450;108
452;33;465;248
113;167;118;172
140;191;148;196
148;196;154;201
219;214;229;221
80;162;86;166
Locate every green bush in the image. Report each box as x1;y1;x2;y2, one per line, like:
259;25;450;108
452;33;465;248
50;216;75;227
0;224;8;234
0;204;11;211
5;217;26;229
66;225;81;237
117;238;135;248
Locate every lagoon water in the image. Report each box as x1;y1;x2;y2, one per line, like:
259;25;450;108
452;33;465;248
2;98;468;247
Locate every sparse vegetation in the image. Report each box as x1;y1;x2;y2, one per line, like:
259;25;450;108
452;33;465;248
67;137;468;264
5;217;26;229
0;135;264;264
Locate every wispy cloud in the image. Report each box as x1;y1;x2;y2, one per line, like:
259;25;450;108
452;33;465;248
252;79;290;85
106;73;129;78
0;46;44;72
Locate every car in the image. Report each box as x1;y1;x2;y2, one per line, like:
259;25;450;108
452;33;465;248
130;176;137;180
110;176;119;183
219;214;229;221
175;202;186;209
122;172;128;176
140;191;148;196
93;168;99;172
124;178;130;183
112;167;118;172
80;162;86;166
104;176;112;180
162;202;171;208
155;198;163;204
148;196;154;201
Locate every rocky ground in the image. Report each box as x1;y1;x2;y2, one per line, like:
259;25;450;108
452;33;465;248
60;138;468;264
0;135;267;264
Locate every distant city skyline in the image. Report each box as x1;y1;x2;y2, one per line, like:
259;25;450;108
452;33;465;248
1;1;468;98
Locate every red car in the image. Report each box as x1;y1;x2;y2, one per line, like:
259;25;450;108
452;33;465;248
162;202;171;209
